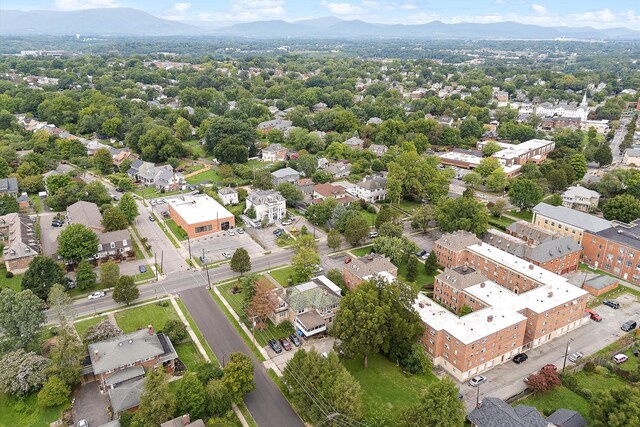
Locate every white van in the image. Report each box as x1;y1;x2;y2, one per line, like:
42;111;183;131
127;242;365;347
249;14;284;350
612;354;628;364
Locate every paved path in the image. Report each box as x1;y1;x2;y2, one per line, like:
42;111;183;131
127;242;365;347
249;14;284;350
180;287;304;427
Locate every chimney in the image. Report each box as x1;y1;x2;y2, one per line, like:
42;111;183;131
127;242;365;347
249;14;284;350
148;325;153;335
182;414;191;425
462;265;468;272
94;350;99;361
487;315;493;322
528;264;534;270
547;292;553;298
480;282;485;288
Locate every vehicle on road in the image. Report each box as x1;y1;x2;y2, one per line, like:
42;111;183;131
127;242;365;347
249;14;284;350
139;265;147;273
273;228;284;237
585;309;603;322
289;334;301;347
87;291;106;300
115;188;124;193
77;420;88;427
512;353;528;364
621;320;637;332
416;249;428;257
421;252;430;260
279;338;292;351
368;231;379;238
344;257;352;264
227;229;235;236
222;252;231;259
151;200;157;206
603;300;620;309
568;352;584;363
312;264;323;273
268;339;283;354
237;227;244;234
477;193;487;199
51;220;63;227
612;354;628;364
148;216;155;221
469;375;487;387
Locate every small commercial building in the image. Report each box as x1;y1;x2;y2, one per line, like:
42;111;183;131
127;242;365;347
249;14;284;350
168;194;235;239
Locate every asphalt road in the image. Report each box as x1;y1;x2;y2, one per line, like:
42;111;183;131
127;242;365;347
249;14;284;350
610;116;630;164
180;287;304;427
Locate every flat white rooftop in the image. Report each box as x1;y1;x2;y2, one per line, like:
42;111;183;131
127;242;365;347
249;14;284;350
168;194;233;225
439;151;520;174
413;293;526;345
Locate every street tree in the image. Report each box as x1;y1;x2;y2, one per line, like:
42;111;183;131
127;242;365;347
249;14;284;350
93;148;113;174
424;251;439;275
112;275;139;306
222;352;255;402
593;144;613;167
84;319;122;343
0;349;50;395
206;379;233;417
373;236;419;265
603;194;640;223
276;182;304;207
102;207;129;231
58;224;99;264
76;260;96;291
230;248;251;276
247;279;278;330
47;325;84;386
508;178;544;211
327;228;342;252
485;168;508;192
175;372;207;421
475;157;501;177
133;369;175;426
344;215;369;246
436;194;489;235
48;284;73;327
292;246;321;283
411;204;436;233
100;261;120;289
590;386;640;427
400;378;465;427
37;376;70;408
0;288;45;350
118;193;139;223
21;255;65;300
462;172;483;188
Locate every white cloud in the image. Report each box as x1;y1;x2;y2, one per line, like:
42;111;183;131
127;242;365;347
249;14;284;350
197;0;286;23
321;1;363;16
173;2;192;13
531;4;548;15
495;0;506;4
54;0;119;9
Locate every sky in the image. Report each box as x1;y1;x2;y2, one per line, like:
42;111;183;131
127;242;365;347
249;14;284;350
2;0;639;29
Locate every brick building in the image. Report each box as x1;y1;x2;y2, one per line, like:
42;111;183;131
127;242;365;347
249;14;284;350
532;203;611;244
581;219;640;285
343;253;397;290
168;194;235;239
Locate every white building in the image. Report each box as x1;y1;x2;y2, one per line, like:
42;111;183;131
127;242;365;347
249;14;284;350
218;187;239;206
561;185;601;212
535;102;588;121
623;148;640;166
245;190;287;222
352;175;387;203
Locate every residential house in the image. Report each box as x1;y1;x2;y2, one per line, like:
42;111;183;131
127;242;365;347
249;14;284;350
109;377;146;416
135;164;185;192
437;116;454;127
368;144;388;157
532;203;611;244
271;167;300;186
343;137;364;150
112;150;137;168
127;159;155;180
16;192;29;210
297;178;314;196
245;190;287;222
312;102;328;112
271;276;342;337
317;157;329;169
343;254;397;290
582;219;640;284
0;213;40;273
218;187;239;205
0;177;19;197
261;143;288;162
312;183;354;205
325;161;351;179
96;230;132;260
161;415;206;427
545;408;588;427
467;397;553;427
257;119;293;134
623;148;640;166
352;175;387;203
67;201;104;233
367;117;383;125
561;185;600;212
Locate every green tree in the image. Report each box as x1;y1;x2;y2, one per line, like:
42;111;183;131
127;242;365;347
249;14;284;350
252;169;274;190
133;369;175;426
593;144;613;167
37;376;70;407
462;172;483;189
206;379;233;417
102;207;129;231
602;195;640;223
93;148;113;175
118;193;139;223
569;154;587;181
327;228;342;252
475;157;502;177
100;261;120;289
406;255;418;282
375;205;399;228
436;195;489;235
401;378;465;427
411;204;436;233
163;319;187;343
344;215;369;246
590;386;640;427
0;349;50;395
112;275;139;306
47;325;84;386
45;174;72;197
0;194;19;215
482;141;502;156
0;156;11;178
401;343;432;375
373;236;419;265
222;352;255;402
379;221;403;238
276;182;304;207
58;224;99;263
485;168;507;192
508;178;544;211
76;260;96;291
48;284;73;327
487;199;507;218
174;117;192;141
175;372;207;420
424;251;439;275
0;288;45;350
292;246;321;283
546;169;568;192
460;116;484;139
459;305;473;315
21;255;65;300
230;248;251;276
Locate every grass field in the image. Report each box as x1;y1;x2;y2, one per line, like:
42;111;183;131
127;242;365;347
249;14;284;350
515;386;590;422
165;218;188;240
488;215;516;230
396;200;423;214
0;269;22;291
508;209;533;221
397;261;438;289
115;302;179;333
343;353;438;425
175;341;202;371
186;169;221;184
183;139;206;158
0;392;70;427
350;245;374;257
74;315;108;339
269;266;297;287
360;210;376;227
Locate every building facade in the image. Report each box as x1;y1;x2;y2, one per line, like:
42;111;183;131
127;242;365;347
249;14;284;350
532;202;611;244
561;185;600;212
343;254;397;290
245;190;287;222
168;194;235;238
0;213;40;273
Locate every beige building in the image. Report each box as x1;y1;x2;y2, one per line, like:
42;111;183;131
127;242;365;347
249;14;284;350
532;202;611;244
0;213;40;273
343;253;397;290
561;185;600;212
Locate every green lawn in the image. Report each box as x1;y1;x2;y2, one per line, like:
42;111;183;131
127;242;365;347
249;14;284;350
343;353;438;425
360;210;376;228
74;315;108;339
276;234;297;247
165;218;188;240
175;299;218;364
0;269;22;291
397;261;438;290
28;194;43;213
488;215;516;231
574;370;627;390
508;209;533;221
350;245;374;257
246;159;273;170
183;139;206;158
186;169;221;184
0;392;70;427
269;266;297;287
515;386;590;422
175;341;203;371
396;200;423;214
115;302;180;333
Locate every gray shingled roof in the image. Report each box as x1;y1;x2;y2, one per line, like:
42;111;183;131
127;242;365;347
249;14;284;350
0;177;19;194
437;230;482;252
533;203;611;233
67;201;103;230
483;230;581;263
546;408;587;427
438;267;488;290
0;213;40;261
349;254;396;279
271;167;300;178
584;275;618;290
467;397;547;427
109;377;146;413
506;221;555;244
88;329;170;375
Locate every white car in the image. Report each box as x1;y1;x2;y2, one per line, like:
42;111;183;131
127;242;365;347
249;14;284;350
568;352;584;363
227;230;235;236
151;200;157;206
87;291;106;300
236;227;244;234
222;252;231;259
281;219;292;226
77;420;88;427
469;375;487;387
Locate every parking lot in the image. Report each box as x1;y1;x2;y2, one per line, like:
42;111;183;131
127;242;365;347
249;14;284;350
405;227;441;254
39;212;63;256
268;336;336;370
190;229;264;263
460;292;640;411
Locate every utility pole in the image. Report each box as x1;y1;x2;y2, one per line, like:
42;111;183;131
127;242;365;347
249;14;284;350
154;252;158;281
160;250;164;274
187;235;192;266
562;338;574;373
203;249;211;289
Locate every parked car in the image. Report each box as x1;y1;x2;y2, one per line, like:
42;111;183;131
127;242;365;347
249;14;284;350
368;231;379;238
151;200;157;206
512;353;528;364
227;229;235;236
421;252;430;260
281;219;292;226
139;265;147;273
289;334;301;347
279;338;292;351
115;188;124;193
621;320;637;332
312;264;323;273
344;257;352;264
222;252;232;259
585;309;603;322
77;420;89;427
469;375;487;387
416;249;428;257
66;278;76;290
321;352;328;358
568;352;584;363
87;291;106;300
268;339;283;354
51;220;63;227
612;354;629;364
476;193;487;199
148;216;155;221
274;229;284;237
603;300;620;309
236;227;244;234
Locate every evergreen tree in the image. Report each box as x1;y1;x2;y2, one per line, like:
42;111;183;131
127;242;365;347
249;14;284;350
76;260;96;291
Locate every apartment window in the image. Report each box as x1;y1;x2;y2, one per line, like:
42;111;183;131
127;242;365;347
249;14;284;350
195;224;212;234
430;329;436;336
445;344;450;350
429;338;435;345
445;334;450;341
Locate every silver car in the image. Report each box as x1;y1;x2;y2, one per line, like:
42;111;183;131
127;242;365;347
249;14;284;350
469;375;487;387
568;352;584;363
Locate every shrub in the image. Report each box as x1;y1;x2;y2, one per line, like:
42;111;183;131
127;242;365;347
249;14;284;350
594;366;609;376
163;319;187;343
37;376;70;407
583;361;596;373
5;271;13;278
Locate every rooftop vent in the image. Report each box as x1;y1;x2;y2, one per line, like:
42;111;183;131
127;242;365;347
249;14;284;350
547;292;553;298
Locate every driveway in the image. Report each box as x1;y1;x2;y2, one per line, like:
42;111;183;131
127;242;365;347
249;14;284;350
72;382;110;427
269;336;336;370
405;228;441;254
460;292;640;411
190;230;263;263
247;225;282;250
180;287;304;427
39;212;62;256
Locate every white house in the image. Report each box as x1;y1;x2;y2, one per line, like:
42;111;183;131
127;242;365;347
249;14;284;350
352;175;387;203
561;185;601;213
245;190;287;222
623;148;640;166
218;187;239;205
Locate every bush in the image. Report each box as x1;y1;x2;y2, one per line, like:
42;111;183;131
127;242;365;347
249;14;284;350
163;319;187;343
37;376;70;407
594;366;609;376
583;361;596;373
5;271;13;278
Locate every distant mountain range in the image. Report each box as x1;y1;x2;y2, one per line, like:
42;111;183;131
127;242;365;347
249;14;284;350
1;8;639;40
